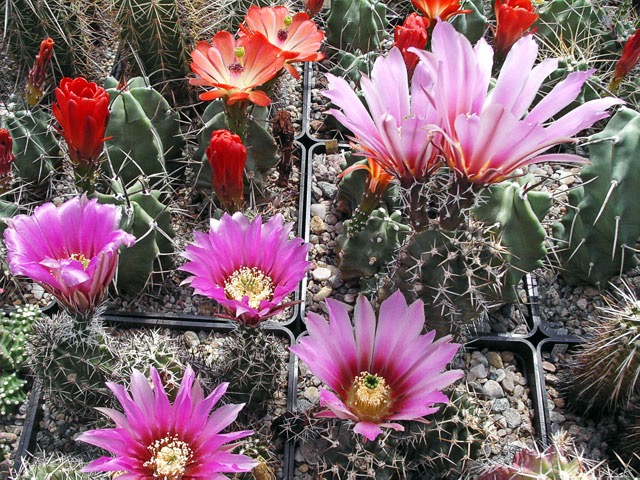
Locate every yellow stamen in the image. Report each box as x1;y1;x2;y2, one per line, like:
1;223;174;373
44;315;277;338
70;253;90;270
143;435;193;479
224;266;274;309
347;371;391;422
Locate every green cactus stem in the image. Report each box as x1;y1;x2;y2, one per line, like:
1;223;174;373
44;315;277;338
326;0;388;53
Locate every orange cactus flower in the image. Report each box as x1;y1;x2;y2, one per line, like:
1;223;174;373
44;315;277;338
240;6;325;79
25;38;54;106
611;28;640;92
206;129;247;212
410;0;470;24
493;0;538;57
52;77;110;168
394;13;429;78
189;31;285;106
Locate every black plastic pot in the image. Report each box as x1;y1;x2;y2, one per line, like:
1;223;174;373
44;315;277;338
13;317;296;479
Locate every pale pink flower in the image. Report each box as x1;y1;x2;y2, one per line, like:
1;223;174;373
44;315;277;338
77;366;257;478
291;291;463;441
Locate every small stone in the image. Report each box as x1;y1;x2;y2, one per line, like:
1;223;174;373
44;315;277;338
299;464;309;473
492;398;510;413
469;363;488;379
310;203;327;219
483;380;505;398
343;293;356;303
501;351;515;363
183;331;200;348
303;386;319;403
502;372;515;393
554;398;566;408
503;409;521;428
310;216;325;234
487;352;504;369
542;361;556;373
313;286;333;302
576;298;588;310
550;411;566;423
312;267;332;282
471;350;489;366
318;181;338;199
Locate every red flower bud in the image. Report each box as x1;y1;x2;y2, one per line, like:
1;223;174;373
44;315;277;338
611;28;640;92
25;38;54;107
52;77;110;168
493;0;538;57
305;0;325;17
394;13;429;78
206;129;247;212
0;128;15;178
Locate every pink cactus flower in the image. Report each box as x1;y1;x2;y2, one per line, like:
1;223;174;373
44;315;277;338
411;20;624;184
181;212;311;327
290;291;463;441
323;47;444;186
76;366;257;478
3;196;135;318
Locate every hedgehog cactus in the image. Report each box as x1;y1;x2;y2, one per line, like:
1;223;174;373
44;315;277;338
553;107;640;286
566;281;640;414
326;0;388;53
13;453;110;480
103;76;185;185
93;178;175;296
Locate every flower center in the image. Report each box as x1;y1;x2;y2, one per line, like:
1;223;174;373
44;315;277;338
228;62;245;74
69;253;90;270
277;29;289;42
144;435;193;479
224;266;274;309
347;372;391;422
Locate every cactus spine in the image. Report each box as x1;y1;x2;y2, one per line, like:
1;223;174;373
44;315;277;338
326;0;388;53
553;107;640;286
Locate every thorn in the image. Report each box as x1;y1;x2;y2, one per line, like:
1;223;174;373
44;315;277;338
592;180;618;226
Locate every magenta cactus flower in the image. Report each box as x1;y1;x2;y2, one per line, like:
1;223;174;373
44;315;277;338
76;366;257;478
3;196;135;318
410;20;624;185
180;212;311;327
290;291;463;441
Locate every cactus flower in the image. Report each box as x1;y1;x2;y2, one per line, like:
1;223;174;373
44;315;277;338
291;291;463;441
189;31;285;106
493;0;538;57
52;77;110;169
0;128;15;179
611;27;640;92
25;37;54;106
410;21;624;184
240;6;325;79
181;212;311;327
206;129;246;212
324;47;443;186
410;0;470;23
76;366;257;478
393;13;429;78
3;196;135;319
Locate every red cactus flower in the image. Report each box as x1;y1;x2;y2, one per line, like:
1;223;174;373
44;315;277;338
493;0;538;57
240;6;325;79
25;38;54;107
305;0;325;17
611;28;640;92
0;129;15;179
393;13;429;78
410;0;470;24
206;129;246;212
189;31;285;106
52;77;110;168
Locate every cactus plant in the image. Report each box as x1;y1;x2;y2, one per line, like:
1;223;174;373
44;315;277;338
103;76;185;186
12;452;111;479
566;281;640;415
614;404;640;471
553;107;640;287
93;178;175;296
450;0;487;44
326;0;388;53
25;309;115;415
328;50;377;87
0;305;40;416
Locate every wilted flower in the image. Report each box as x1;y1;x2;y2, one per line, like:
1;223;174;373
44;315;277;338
3;196;135;319
206;129;246;212
493;0;538;57
181;213;311;327
290;291;463;441
25;37;54;106
240;6;325;79
411;21;623;184
324;47;443;186
189;31;285;106
0;128;15;181
410;0;470;24
76;366;257;478
393;13;429;77
52;77;110;170
611;27;640;92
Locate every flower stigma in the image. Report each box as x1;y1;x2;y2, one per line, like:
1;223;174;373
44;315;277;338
347;372;391;421
70;253;91;270
144;435;193;479
224;266;274;309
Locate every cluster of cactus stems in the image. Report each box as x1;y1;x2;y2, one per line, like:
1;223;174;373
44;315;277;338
12;452;111;480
